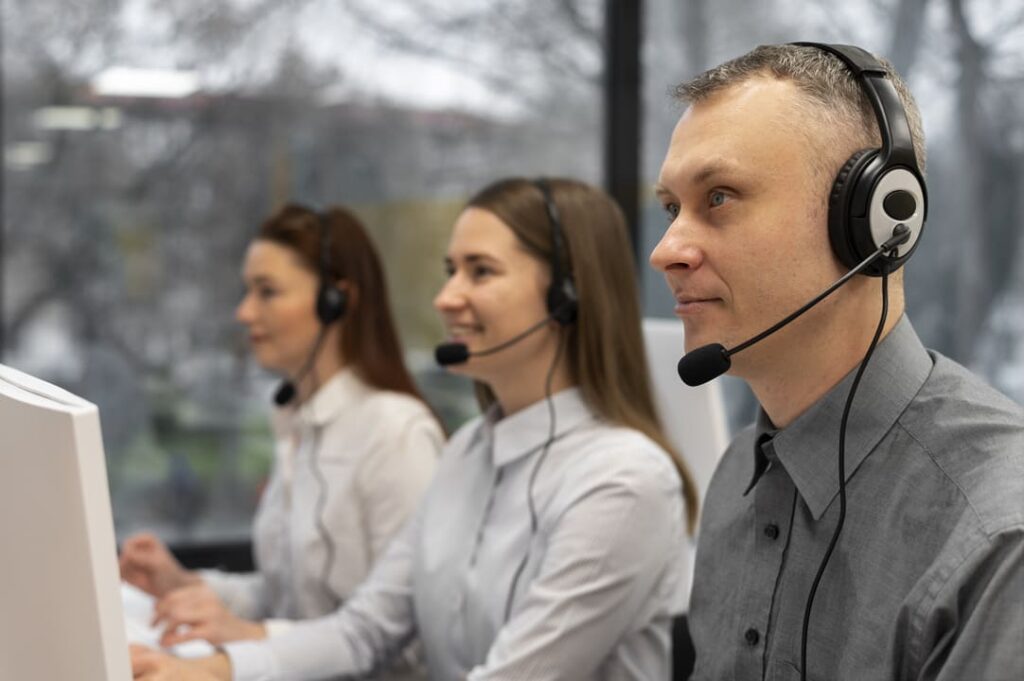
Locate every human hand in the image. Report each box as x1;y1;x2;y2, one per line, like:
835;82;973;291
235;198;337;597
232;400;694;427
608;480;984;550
120;533;200;598
153;582;267;647
130;645;227;681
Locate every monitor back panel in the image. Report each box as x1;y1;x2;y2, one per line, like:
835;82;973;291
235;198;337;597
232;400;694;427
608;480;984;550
0;365;131;681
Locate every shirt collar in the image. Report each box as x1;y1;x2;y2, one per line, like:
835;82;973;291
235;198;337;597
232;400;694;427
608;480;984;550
743;411;778;496
469;387;595;469
271;368;368;434
751;316;933;519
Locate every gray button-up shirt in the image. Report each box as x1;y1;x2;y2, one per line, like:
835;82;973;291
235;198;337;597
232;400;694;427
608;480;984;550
226;387;688;680
689;317;1024;681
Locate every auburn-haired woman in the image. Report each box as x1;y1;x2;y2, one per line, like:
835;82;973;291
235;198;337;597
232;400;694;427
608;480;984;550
121;204;443;671
131;180;698;681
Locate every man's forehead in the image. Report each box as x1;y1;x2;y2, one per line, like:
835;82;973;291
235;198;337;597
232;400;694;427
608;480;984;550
658;78;810;184
680;77;804;128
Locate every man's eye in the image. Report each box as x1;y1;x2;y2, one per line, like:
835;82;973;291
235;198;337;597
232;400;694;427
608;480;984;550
709;191;728;208
663;203;680;221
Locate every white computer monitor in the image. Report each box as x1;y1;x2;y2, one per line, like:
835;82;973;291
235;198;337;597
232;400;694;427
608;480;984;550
0;363;131;681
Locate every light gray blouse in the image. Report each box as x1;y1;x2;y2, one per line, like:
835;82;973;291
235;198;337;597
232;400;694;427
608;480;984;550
224;387;689;680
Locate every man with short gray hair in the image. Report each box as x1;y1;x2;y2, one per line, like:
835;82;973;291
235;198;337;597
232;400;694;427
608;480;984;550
651;43;1023;680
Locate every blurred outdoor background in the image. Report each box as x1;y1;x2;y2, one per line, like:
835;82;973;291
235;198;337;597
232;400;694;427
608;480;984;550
1;0;1021;546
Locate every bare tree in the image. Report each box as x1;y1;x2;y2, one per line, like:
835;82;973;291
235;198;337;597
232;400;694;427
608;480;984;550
887;0;931;75
3;0;616;537
945;0;1023;360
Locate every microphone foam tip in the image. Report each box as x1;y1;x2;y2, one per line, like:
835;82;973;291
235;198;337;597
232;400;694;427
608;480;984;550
677;343;731;387
435;343;470;367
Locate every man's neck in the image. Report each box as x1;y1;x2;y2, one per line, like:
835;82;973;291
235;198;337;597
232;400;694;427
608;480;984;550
744;308;904;429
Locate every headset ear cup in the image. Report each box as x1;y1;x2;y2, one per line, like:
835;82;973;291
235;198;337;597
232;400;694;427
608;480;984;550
828;148;875;270
547;279;579;326
316;285;347;325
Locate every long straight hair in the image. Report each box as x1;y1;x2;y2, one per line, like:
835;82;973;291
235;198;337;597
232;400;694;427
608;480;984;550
467;178;699;532
258;204;438;424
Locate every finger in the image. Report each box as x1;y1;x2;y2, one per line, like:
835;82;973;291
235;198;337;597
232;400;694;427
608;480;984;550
152;606;212;643
159;624;209;648
151;592;200;627
121;560;160;586
129;646;164;675
132;657;159;677
152;607;195;630
128;532;159;547
123;573;156;597
120;547;150;572
128;547;164;567
121;534;159;557
134;664;167;681
151;588;188;623
122;552;164;581
151;598;205;630
160;582;206;603
120;563;146;585
166;583;204;601
153;585;218;625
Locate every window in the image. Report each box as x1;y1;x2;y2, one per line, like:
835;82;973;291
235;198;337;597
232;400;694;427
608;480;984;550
1;0;605;544
640;0;1024;429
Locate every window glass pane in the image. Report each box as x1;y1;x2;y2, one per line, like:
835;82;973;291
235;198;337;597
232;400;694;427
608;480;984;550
641;0;1024;431
1;0;605;544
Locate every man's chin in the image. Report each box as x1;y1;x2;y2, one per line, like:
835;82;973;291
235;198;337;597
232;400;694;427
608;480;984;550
683;334;713;354
682;319;732;354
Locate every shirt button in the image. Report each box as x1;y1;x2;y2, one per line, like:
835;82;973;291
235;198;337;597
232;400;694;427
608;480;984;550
744;628;760;646
764;523;780;540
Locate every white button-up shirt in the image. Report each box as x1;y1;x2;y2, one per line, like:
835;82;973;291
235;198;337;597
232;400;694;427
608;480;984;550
225;387;689;680
203;369;442;630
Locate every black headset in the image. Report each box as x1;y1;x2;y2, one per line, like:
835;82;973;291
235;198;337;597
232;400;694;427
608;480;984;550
791;43;927;681
271;209;346;407
315;210;347;325
499;179;580;624
533;179;579;326
794;42;928;276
